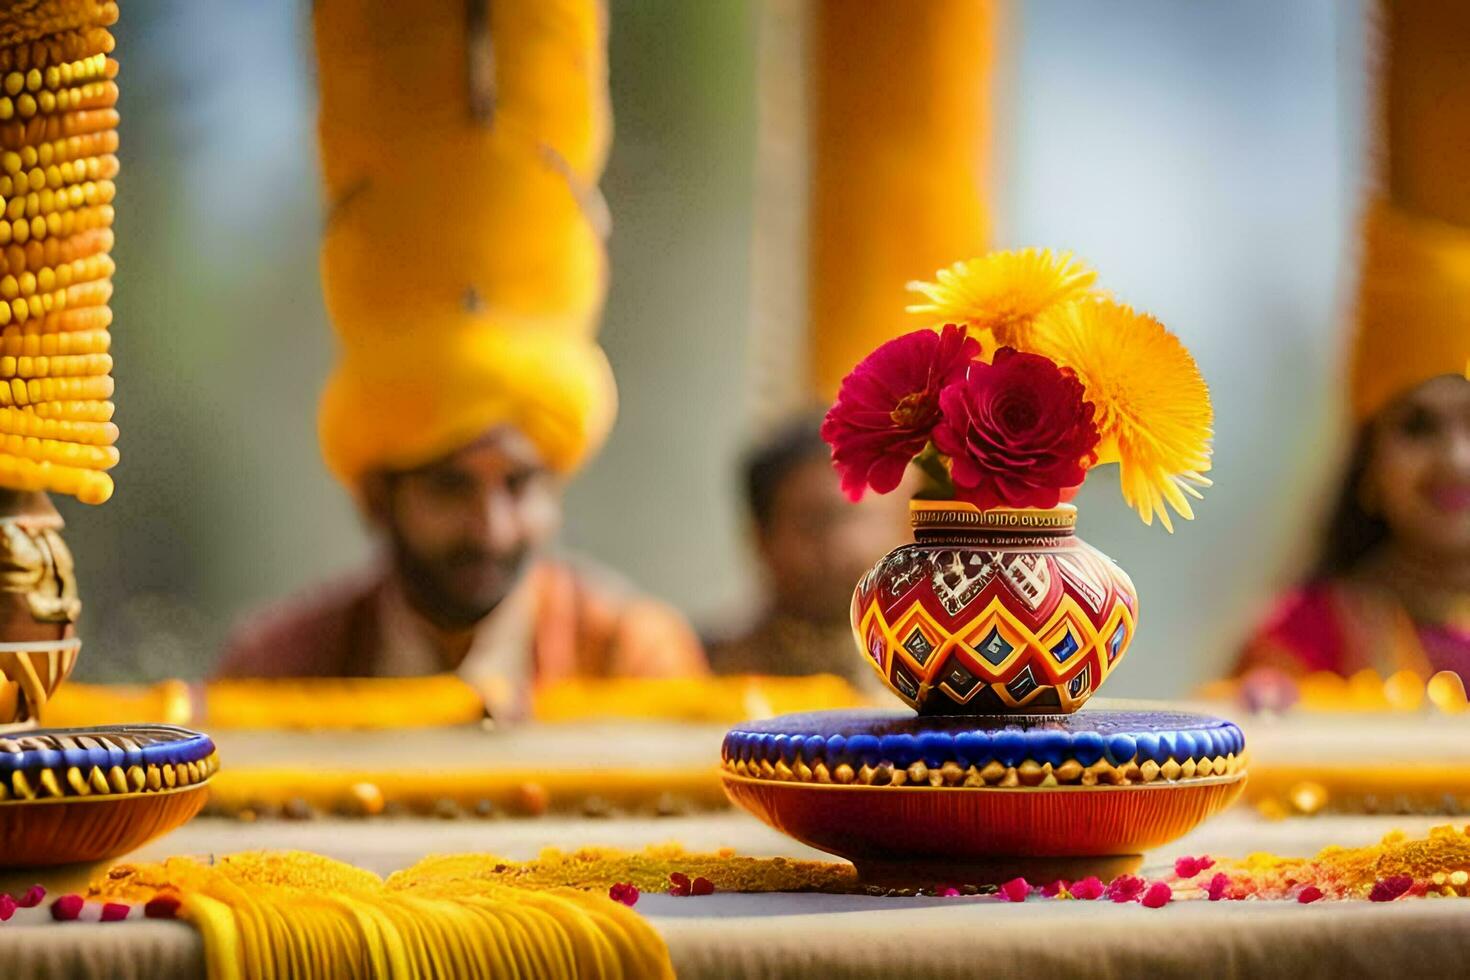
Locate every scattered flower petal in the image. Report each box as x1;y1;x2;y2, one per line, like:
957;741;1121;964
608;882;640;907
668;872;692;897
936;887;961;898
1069;877;1105;901
17;885;44;908
690;877;715;897
1206;873;1231;902
1297;886;1324;904
143;895;182;920
1141;882;1173;908
1041;879;1069;898
1174;856;1211;879
0;894;16;922
1369;876;1413;902
1106;874;1146;903
100;903;130;922
997;878;1032;902
50;895;84;922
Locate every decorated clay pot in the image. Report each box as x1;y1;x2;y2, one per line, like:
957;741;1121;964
0;491;80;729
851;501;1136;714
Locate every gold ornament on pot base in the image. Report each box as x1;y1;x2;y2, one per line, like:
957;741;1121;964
853;501;1136;715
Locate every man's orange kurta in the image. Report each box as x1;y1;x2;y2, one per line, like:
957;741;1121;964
215;561;706;695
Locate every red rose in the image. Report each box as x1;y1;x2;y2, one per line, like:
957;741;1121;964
822;325;981;499
932;347;1098;510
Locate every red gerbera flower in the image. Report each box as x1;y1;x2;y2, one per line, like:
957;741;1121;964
933;347;1099;511
822;325;981;499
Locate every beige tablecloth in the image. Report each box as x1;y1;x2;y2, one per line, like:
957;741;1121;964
1;811;1468;978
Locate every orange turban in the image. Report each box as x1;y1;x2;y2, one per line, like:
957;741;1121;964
1350;202;1470;424
313;0;616;486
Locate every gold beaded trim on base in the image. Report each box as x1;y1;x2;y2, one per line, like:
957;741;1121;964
721;751;1247;789
0;749;219;802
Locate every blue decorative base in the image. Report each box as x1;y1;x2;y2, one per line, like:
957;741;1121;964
720;708;1248;884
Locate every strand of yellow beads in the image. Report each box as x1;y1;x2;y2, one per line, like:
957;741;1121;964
0;37;121;483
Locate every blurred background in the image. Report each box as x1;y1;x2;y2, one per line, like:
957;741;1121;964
68;0;1369;694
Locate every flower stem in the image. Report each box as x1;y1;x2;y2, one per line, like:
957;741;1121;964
912;443;957;500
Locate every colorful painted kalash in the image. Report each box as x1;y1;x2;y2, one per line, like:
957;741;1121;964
721;249;1247;883
0;1;218;868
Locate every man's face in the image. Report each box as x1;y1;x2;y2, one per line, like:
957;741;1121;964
367;427;561;630
759;456;910;624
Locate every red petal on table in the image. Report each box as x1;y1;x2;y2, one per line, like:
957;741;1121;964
1041;880;1069;898
50;895;85;921
1141;882;1173;908
1368;876;1413;902
690;877;715;896
1106;874;1145;902
1069;877;1105;901
17;885;44;908
143;895;183;920
997;878;1032;902
607;883;640;907
100;903;130;922
1205;873;1231;902
1297;886;1324;904
668;872;693;897
1173;856;1206;879
0;894;16;921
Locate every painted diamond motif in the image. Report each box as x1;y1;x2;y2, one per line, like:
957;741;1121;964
1007;665;1039;701
892;663;920;700
1050;630;1080;664
1108;622;1127;662
941;657;980;698
976;625;1015;667
902;628;936;665
1068;665;1092;698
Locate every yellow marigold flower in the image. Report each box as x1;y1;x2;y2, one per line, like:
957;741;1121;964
906;248;1098;353
1031;298;1213;531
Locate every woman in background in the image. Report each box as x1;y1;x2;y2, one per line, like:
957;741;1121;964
1238;369;1470;681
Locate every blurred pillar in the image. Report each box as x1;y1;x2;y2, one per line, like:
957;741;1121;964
751;0;994;422
1349;0;1470;423
807;0;994;398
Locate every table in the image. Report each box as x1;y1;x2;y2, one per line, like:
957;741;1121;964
1;810;1467;978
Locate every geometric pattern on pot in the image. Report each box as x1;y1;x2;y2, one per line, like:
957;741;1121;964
853;538;1137;715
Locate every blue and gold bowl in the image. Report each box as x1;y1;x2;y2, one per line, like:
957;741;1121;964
0;724;218;867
